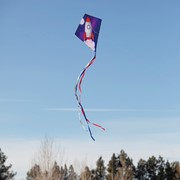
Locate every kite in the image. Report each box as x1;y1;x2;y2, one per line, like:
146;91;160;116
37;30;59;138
75;14;105;141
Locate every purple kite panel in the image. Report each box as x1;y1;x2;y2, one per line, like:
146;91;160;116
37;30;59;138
75;14;102;52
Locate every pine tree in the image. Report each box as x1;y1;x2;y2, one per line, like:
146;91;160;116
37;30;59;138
172;161;180;180
146;156;157;179
26;164;42;180
106;153;118;180
135;159;147;180
165;161;174;180
94;156;106;180
68;164;78;180
0;148;16;180
51;161;61;180
115;150;135;180
63;164;68;180
80;166;92;180
156;156;165;179
60;166;64;180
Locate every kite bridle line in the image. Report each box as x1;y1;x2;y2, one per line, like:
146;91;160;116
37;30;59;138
75;52;105;141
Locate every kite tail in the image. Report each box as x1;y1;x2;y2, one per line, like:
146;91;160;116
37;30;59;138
88;126;95;141
75;53;105;141
75;84;86;131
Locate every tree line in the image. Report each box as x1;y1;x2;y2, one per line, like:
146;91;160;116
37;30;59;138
26;150;180;180
1;147;180;180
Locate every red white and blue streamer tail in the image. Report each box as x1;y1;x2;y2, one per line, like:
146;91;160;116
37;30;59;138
75;53;105;141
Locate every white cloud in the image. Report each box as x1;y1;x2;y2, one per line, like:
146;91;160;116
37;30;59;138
80;18;85;25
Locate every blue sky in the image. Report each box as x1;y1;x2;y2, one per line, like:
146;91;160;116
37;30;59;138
0;0;180;179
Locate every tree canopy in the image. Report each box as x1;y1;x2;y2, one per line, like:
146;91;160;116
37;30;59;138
0;148;16;180
26;149;180;180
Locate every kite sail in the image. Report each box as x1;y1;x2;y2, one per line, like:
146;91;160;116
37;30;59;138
75;14;105;141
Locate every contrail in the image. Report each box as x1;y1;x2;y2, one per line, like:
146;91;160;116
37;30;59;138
44;108;180;112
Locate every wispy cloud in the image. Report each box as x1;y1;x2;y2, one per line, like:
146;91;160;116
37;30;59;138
44;108;180;112
44;108;78;111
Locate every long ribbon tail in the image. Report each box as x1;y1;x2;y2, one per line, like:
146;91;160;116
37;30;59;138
88;126;95;141
75;53;105;141
75;85;86;131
